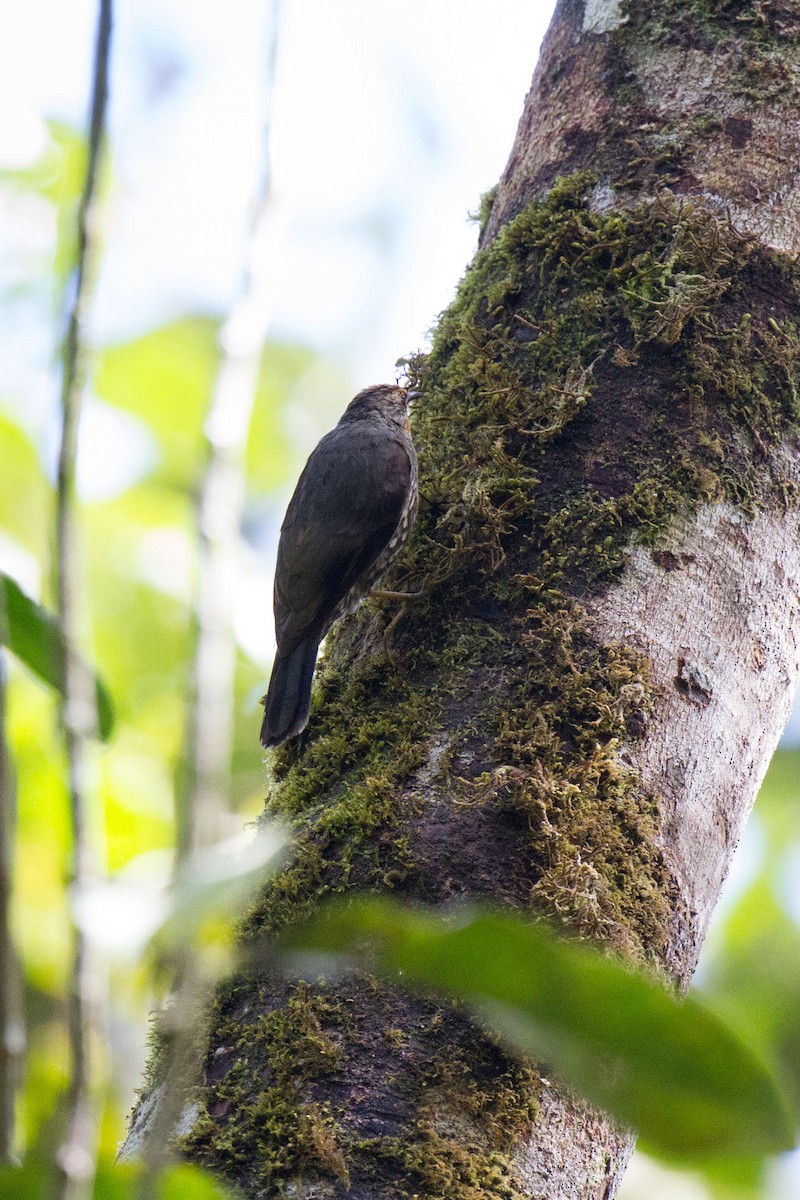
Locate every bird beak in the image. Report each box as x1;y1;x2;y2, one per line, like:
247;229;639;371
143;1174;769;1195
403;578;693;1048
406;388;422;403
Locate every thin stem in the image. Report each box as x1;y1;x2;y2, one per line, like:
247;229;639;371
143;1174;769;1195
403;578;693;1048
54;2;113;1196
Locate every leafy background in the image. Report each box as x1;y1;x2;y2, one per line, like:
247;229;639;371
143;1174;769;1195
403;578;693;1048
1;0;799;1196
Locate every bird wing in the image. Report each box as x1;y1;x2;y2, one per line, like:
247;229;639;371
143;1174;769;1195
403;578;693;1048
273;424;412;655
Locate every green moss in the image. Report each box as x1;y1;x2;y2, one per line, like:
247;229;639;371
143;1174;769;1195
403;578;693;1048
181;978;540;1199
618;0;800;102
408;176;799;569
418;1047;541;1151
473;184;499;242
243;653;438;937
179;982;351;1191
621;0;797;47
351;1028;541;1199
180;176;800;1194
360;1126;524;1200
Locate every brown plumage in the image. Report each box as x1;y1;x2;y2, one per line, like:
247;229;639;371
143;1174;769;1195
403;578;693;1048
260;384;418;748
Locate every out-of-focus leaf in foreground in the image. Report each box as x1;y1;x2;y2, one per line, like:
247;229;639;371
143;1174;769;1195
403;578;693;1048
150;825;289;962
0;571;114;740
0;1159;237;1198
73;826;289;974
281;897;796;1160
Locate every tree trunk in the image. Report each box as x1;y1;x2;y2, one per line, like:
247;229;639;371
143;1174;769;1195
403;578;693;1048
122;1;800;1195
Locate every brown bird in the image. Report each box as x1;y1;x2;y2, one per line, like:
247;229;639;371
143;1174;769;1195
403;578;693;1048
260;384;419;749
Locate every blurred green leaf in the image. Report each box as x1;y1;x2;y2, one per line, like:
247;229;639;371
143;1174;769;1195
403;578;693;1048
0;416;49;556
73;828;289;967
697;751;800;1114
94;1161;236;1199
0;1159;237;1199
95;316;325;496
0;572;114;740
282;897;797;1159
0;1161;49;1200
94;317;219;491
148;826;289;959
155;1162;236;1199
3;120;90;297
246;341;317;490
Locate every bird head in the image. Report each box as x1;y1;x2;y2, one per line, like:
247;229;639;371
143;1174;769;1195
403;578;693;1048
341;384;416;432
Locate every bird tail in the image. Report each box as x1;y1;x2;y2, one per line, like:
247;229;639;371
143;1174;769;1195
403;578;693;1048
260;636;320;749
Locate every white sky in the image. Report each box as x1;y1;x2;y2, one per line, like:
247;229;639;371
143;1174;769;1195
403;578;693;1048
0;1;553;363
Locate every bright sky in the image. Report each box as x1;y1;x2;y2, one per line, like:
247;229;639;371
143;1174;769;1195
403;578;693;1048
0;1;553;362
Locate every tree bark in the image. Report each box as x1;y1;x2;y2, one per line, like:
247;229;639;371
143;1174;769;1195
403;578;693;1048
123;1;800;1195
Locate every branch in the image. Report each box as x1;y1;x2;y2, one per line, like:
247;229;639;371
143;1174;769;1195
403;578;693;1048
54;1;113;1195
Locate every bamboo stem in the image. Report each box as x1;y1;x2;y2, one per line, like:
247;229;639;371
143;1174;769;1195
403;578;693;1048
54;2;113;1196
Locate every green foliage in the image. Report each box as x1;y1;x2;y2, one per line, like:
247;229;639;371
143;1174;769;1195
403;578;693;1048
94;318;313;495
0;1159;238;1199
682;751;800;1197
284;897;796;1160
95;318;219;485
3;120;91;297
0;571;114;740
0;418;50;558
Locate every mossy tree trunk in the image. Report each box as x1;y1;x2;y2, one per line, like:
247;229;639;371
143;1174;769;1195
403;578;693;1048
123;1;800;1195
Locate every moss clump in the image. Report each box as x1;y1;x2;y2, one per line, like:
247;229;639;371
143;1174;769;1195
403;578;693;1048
181;176;800;1195
354;1039;541;1199
407;175;799;583
417;1046;541;1152
473;183;499;242
621;0;797;48
179;982;351;1191
182;978;540;1200
361;1127;523;1200
490;593;666;954
243;641;441;938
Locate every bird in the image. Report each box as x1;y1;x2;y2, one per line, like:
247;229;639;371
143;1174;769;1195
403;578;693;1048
260;383;419;749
